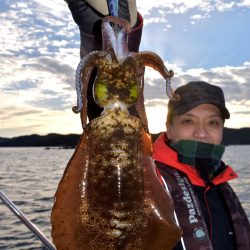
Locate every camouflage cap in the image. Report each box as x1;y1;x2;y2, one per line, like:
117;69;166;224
167;81;230;122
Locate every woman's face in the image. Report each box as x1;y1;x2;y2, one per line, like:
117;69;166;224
166;104;224;145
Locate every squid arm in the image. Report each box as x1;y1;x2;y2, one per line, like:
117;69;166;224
121;51;179;132
72;51;101;129
133;51;179;101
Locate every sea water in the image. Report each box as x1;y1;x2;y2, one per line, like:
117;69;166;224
0;146;249;249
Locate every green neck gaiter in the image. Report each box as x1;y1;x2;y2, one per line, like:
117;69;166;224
170;140;225;182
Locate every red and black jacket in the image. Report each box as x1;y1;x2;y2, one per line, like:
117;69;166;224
153;133;250;250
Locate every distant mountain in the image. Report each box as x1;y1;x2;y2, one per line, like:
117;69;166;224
0;133;80;147
222;127;250;145
0;128;249;147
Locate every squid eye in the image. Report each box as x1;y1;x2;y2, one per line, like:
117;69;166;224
94;81;108;106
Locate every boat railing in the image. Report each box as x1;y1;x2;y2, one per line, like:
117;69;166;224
0;190;56;250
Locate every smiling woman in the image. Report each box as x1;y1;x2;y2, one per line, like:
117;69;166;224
167;104;224;144
153;81;250;250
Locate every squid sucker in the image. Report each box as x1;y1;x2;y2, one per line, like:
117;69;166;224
51;15;182;250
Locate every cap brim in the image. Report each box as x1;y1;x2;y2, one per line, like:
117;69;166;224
174;100;230;119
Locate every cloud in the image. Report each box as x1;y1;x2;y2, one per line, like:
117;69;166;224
3;80;38;92
28;96;71;110
143;61;250;131
190;13;210;24
237;0;250;8
0;124;43;137
23;57;75;86
1;109;43;121
1;0;250;136
140;6;250;72
143;61;250;114
137;0;250;17
0;0;78;59
234;110;250;115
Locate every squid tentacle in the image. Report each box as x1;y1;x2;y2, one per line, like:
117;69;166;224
72;51;100;127
72;58;85;114
133;51;179;101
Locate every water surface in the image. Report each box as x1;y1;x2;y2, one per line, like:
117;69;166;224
0;146;249;249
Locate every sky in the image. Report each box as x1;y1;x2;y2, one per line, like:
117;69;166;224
0;0;250;138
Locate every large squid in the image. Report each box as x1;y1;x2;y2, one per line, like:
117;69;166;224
51;4;181;250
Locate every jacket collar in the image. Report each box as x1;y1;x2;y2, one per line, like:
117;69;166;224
153;133;238;187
